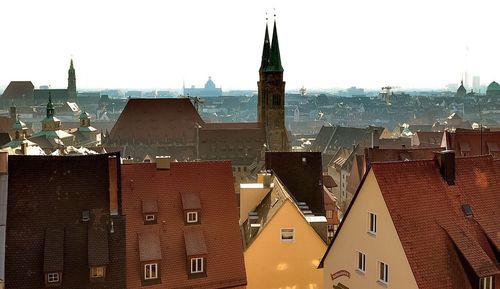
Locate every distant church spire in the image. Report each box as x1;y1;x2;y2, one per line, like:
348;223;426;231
67;58;77;102
47;92;54;118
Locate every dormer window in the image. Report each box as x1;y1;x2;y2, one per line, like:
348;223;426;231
187;211;198;223
142;200;158;225
46;272;61;285
480;276;493;289
190;257;204;274
184;226;207;279
90;266;106;278
181;192;201;225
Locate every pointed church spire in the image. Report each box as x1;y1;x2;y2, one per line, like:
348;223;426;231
266;18;284;72
259;18;271;72
47;92;54;118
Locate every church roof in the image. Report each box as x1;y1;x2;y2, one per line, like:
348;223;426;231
108;98;204;144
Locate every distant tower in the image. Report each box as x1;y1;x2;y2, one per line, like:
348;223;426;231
257;18;290;151
67;58;77;102
455;80;466;97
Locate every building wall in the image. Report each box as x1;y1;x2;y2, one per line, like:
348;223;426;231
322;170;419;289
239;185;271;224
245;200;325;289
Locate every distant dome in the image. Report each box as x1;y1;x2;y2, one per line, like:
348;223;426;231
486;81;500;96
204;76;216;89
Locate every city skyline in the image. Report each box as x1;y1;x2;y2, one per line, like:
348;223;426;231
2;0;500;91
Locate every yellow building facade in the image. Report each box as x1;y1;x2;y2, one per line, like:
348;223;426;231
320;170;419;289
244;200;326;289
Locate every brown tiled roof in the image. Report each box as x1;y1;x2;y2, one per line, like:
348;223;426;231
138;231;162;261
266;152;325;215
88;225;110;266
371;156;500;288
183;226;208;256
108;98;203;145
446;128;500;156
6;154;126;289
1;81;34;103
43;228;64;273
364;147;439;170
122;161;247;288
322;174;337;188
181;192;201;210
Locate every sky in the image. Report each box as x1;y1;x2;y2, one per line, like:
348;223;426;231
1;0;500;91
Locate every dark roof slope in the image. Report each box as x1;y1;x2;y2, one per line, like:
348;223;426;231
265;152;325;215
5;154;125;289
1;81;34;105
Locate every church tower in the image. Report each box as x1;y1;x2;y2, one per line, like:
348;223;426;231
257;19;290;151
67;58;77;102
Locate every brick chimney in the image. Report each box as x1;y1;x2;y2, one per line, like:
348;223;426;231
155;156;171;170
435;150;455;185
0;151;8;285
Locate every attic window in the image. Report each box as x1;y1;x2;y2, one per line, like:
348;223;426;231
462;204;473;217
480;276;493;289
82;210;90;222
142;200;158;224
46;272;61;285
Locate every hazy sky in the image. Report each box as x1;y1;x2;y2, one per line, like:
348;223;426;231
1;0;500;91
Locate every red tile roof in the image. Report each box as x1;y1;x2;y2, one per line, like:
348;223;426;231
372;156;500;288
122;161;247;289
320;155;500;289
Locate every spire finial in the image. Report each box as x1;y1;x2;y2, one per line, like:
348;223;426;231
266;12;268;22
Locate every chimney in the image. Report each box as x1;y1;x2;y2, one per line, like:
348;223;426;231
20;142;27;155
108;156;119;215
435;150;455;185
155;156;171;170
122;156;134;165
256;172;272;188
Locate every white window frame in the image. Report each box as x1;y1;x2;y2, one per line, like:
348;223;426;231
357;251;366;273
480;276;493;289
280;228;295;242
190;257;204;274
144;263;158;280
90;266;105;278
368;212;377;235
187;211;198;223
47;272;60;283
378;261;389;284
326;210;333;219
145;214;155;221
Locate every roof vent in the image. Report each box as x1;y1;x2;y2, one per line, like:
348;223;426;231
462;204;473;217
82;210;90;222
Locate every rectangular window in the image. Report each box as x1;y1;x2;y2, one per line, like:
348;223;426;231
280;228;295;242
187;211;198;223
378;261;389;283
326;210;333;219
144;263;158;280
145;214;155;221
357;252;366;272
47;273;60;283
90;266;105;278
368;212;377;234
190;257;204;274
480;276;493;289
327;224;334;231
